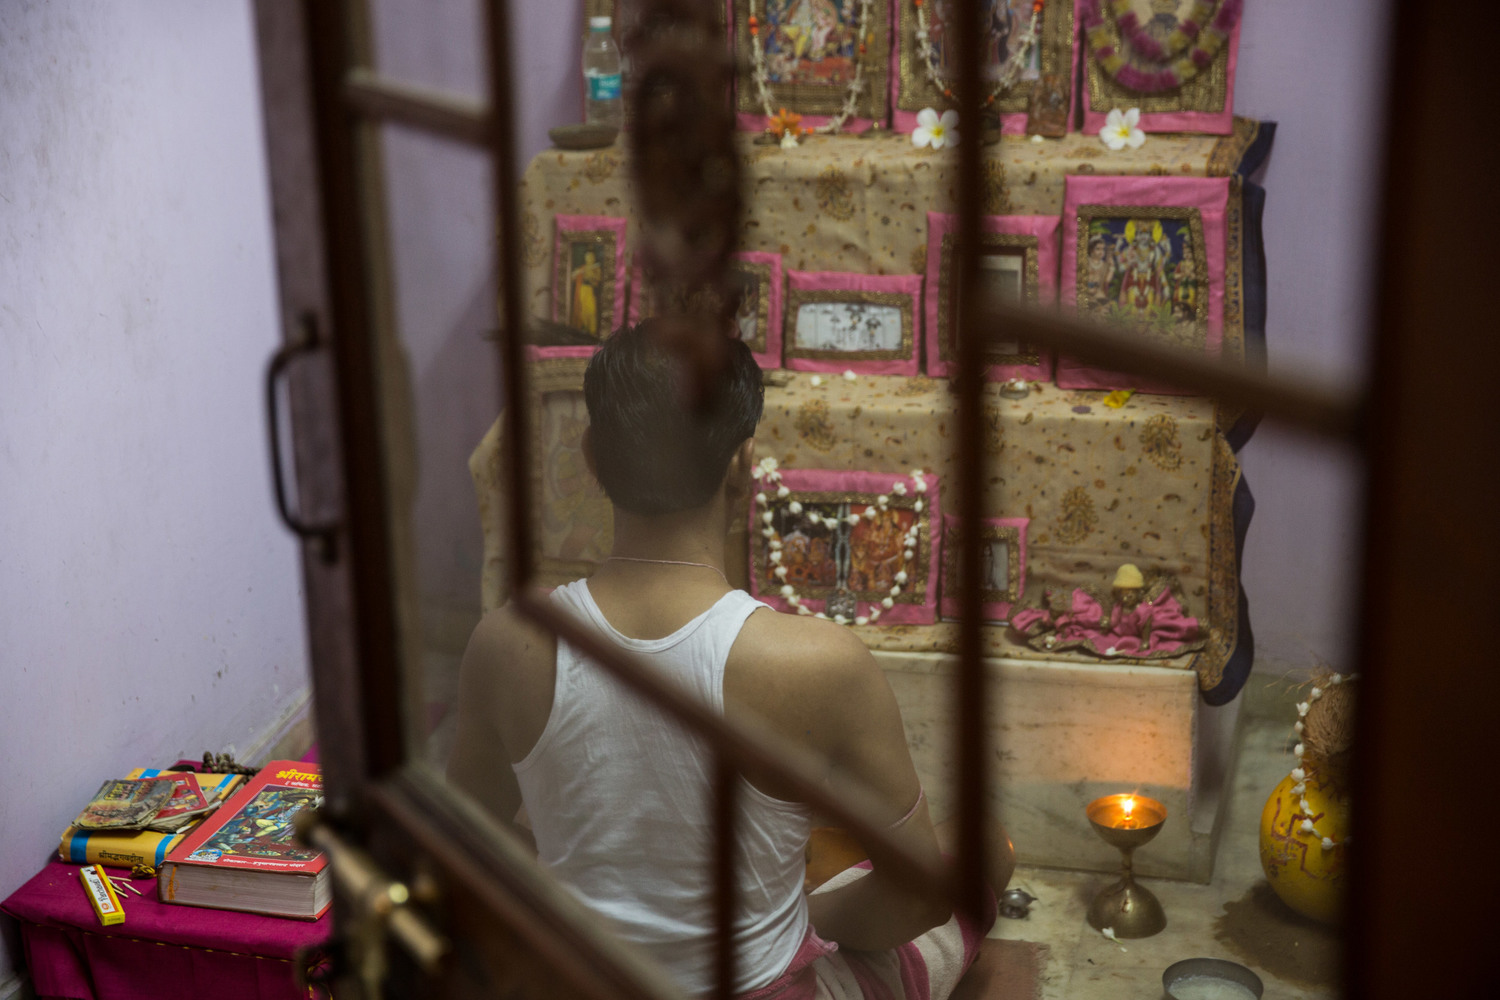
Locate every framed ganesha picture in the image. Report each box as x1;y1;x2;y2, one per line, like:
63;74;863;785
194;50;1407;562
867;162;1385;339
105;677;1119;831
1058;175;1229;393
1075;0;1242;134
892;0;1075;134
924;212;1057;381
731;0;891;132
748;469;942;625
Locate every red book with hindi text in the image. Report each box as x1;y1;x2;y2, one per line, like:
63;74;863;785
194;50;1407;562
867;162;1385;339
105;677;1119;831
157;760;329;919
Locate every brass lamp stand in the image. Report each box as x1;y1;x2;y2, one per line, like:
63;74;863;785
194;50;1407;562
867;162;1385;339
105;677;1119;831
1085;793;1168;938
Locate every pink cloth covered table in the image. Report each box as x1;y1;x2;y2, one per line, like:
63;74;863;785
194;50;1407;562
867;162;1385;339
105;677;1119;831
2;860;331;1000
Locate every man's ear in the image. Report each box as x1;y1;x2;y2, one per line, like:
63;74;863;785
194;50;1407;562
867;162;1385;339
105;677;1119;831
582;426;597;480
725;437;756;498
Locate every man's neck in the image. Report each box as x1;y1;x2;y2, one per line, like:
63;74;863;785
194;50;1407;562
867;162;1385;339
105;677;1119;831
607;496;730;571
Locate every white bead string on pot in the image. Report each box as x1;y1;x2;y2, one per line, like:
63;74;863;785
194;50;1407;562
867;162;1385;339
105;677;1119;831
752;457;927;625
1288;672;1357;851
748;0;876;136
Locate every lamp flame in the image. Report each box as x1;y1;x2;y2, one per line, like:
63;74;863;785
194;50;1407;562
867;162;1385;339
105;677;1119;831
1123;797;1134;818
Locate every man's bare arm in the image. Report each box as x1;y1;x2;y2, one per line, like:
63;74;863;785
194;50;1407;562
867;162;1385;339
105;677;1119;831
445;606;544;853
730;617;950;951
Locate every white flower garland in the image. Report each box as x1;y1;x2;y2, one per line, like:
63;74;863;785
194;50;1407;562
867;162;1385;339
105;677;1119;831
913;2;1040;110
751;457;927;626
749;0;875;136
1287;673;1357;851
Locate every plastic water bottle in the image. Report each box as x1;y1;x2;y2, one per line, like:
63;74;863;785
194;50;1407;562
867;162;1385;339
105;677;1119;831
582;16;623;129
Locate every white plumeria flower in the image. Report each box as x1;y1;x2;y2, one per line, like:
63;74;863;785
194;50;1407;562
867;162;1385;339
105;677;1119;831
1099;107;1145;151
788;501;803;514
1321;837;1336;851
760;457;778;473
842;369;857;381
755;492;767;504
854;616;869;626
776;485;790;498
761;511;775;524
780;585;795;597
892;482;908;496
1291;767;1306;782
1300;819;1317;834
895;570;908;585
881;597;894;609
810;375;824;387
1310;686;1323;699
911;108;960;150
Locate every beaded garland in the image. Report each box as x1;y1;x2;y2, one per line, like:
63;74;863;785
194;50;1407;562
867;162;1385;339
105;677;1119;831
1080;0;1240;93
748;0;876;135
751;457;928;626
1287;673;1357;851
912;0;1044;111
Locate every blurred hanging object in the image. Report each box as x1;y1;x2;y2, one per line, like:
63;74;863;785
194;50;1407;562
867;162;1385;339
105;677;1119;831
627;0;743;412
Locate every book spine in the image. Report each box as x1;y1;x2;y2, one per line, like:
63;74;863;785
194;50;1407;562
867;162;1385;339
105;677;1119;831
60;826;184;869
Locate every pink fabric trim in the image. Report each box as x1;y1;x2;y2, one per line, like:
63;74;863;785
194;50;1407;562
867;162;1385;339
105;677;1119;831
923;212;1058;381
784;271;923;376
1074;0;1241;135
891;109;1029;135
748;468;942;625
938;514;1029;621
1057;175;1229;394
545;214;628;361
737;111;879;134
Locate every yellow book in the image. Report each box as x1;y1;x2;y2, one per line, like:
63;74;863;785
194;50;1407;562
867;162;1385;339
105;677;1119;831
59;824;188;869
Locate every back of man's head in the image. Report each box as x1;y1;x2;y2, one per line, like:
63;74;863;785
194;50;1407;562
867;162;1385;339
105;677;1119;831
583;320;764;516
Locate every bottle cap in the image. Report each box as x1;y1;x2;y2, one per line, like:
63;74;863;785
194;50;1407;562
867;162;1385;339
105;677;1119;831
589;16;612;29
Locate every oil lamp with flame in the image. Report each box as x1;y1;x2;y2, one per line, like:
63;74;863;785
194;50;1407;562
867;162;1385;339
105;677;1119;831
1085;792;1167;938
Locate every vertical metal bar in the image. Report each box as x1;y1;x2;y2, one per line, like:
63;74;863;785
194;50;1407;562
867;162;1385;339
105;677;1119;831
712;753;738;1000
481;0;536;595
951;0;991;922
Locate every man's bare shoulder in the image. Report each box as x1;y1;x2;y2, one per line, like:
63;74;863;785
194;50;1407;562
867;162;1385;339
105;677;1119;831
463;601;557;681
729;606;885;705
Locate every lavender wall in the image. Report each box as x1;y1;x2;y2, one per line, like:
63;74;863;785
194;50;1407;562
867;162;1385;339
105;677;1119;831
1231;0;1390;675
0;2;309;988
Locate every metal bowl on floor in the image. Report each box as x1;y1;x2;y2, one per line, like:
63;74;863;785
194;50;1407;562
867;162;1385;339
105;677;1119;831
1162;958;1264;999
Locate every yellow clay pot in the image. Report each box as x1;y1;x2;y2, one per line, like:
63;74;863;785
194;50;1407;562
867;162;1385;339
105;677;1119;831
1258;767;1350;924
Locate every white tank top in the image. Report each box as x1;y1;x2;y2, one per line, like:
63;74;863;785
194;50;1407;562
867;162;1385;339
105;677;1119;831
513;580;811;995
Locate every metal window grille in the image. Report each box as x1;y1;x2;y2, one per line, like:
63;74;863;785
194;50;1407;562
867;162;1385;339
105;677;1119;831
275;0;1445;997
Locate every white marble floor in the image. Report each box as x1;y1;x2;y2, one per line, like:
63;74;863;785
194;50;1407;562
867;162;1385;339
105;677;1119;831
985;674;1343;999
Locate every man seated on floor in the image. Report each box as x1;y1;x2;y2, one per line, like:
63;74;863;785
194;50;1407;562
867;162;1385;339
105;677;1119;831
448;319;1015;999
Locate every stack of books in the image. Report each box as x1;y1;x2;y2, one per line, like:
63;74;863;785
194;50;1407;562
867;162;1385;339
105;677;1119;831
59;770;247;869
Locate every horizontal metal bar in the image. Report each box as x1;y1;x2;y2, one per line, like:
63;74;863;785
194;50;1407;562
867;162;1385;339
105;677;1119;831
984;297;1366;441
513;593;955;902
342;68;491;145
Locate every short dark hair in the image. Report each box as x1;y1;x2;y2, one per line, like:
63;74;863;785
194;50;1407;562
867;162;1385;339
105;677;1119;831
583;320;764;516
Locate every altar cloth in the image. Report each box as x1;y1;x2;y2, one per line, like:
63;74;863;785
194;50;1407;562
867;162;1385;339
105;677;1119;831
1;860;330;1000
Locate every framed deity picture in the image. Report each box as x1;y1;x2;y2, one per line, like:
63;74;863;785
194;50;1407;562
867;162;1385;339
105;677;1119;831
783;270;922;376
891;0;1075;134
1075;0;1242;135
925;212;1058;381
731;0;891;132
1058;175;1229;393
940;515;1028;622
628;251;785;369
547;215;628;359
748;469;942;625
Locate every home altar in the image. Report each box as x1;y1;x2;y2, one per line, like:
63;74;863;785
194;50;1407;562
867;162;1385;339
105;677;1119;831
475;120;1272;882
